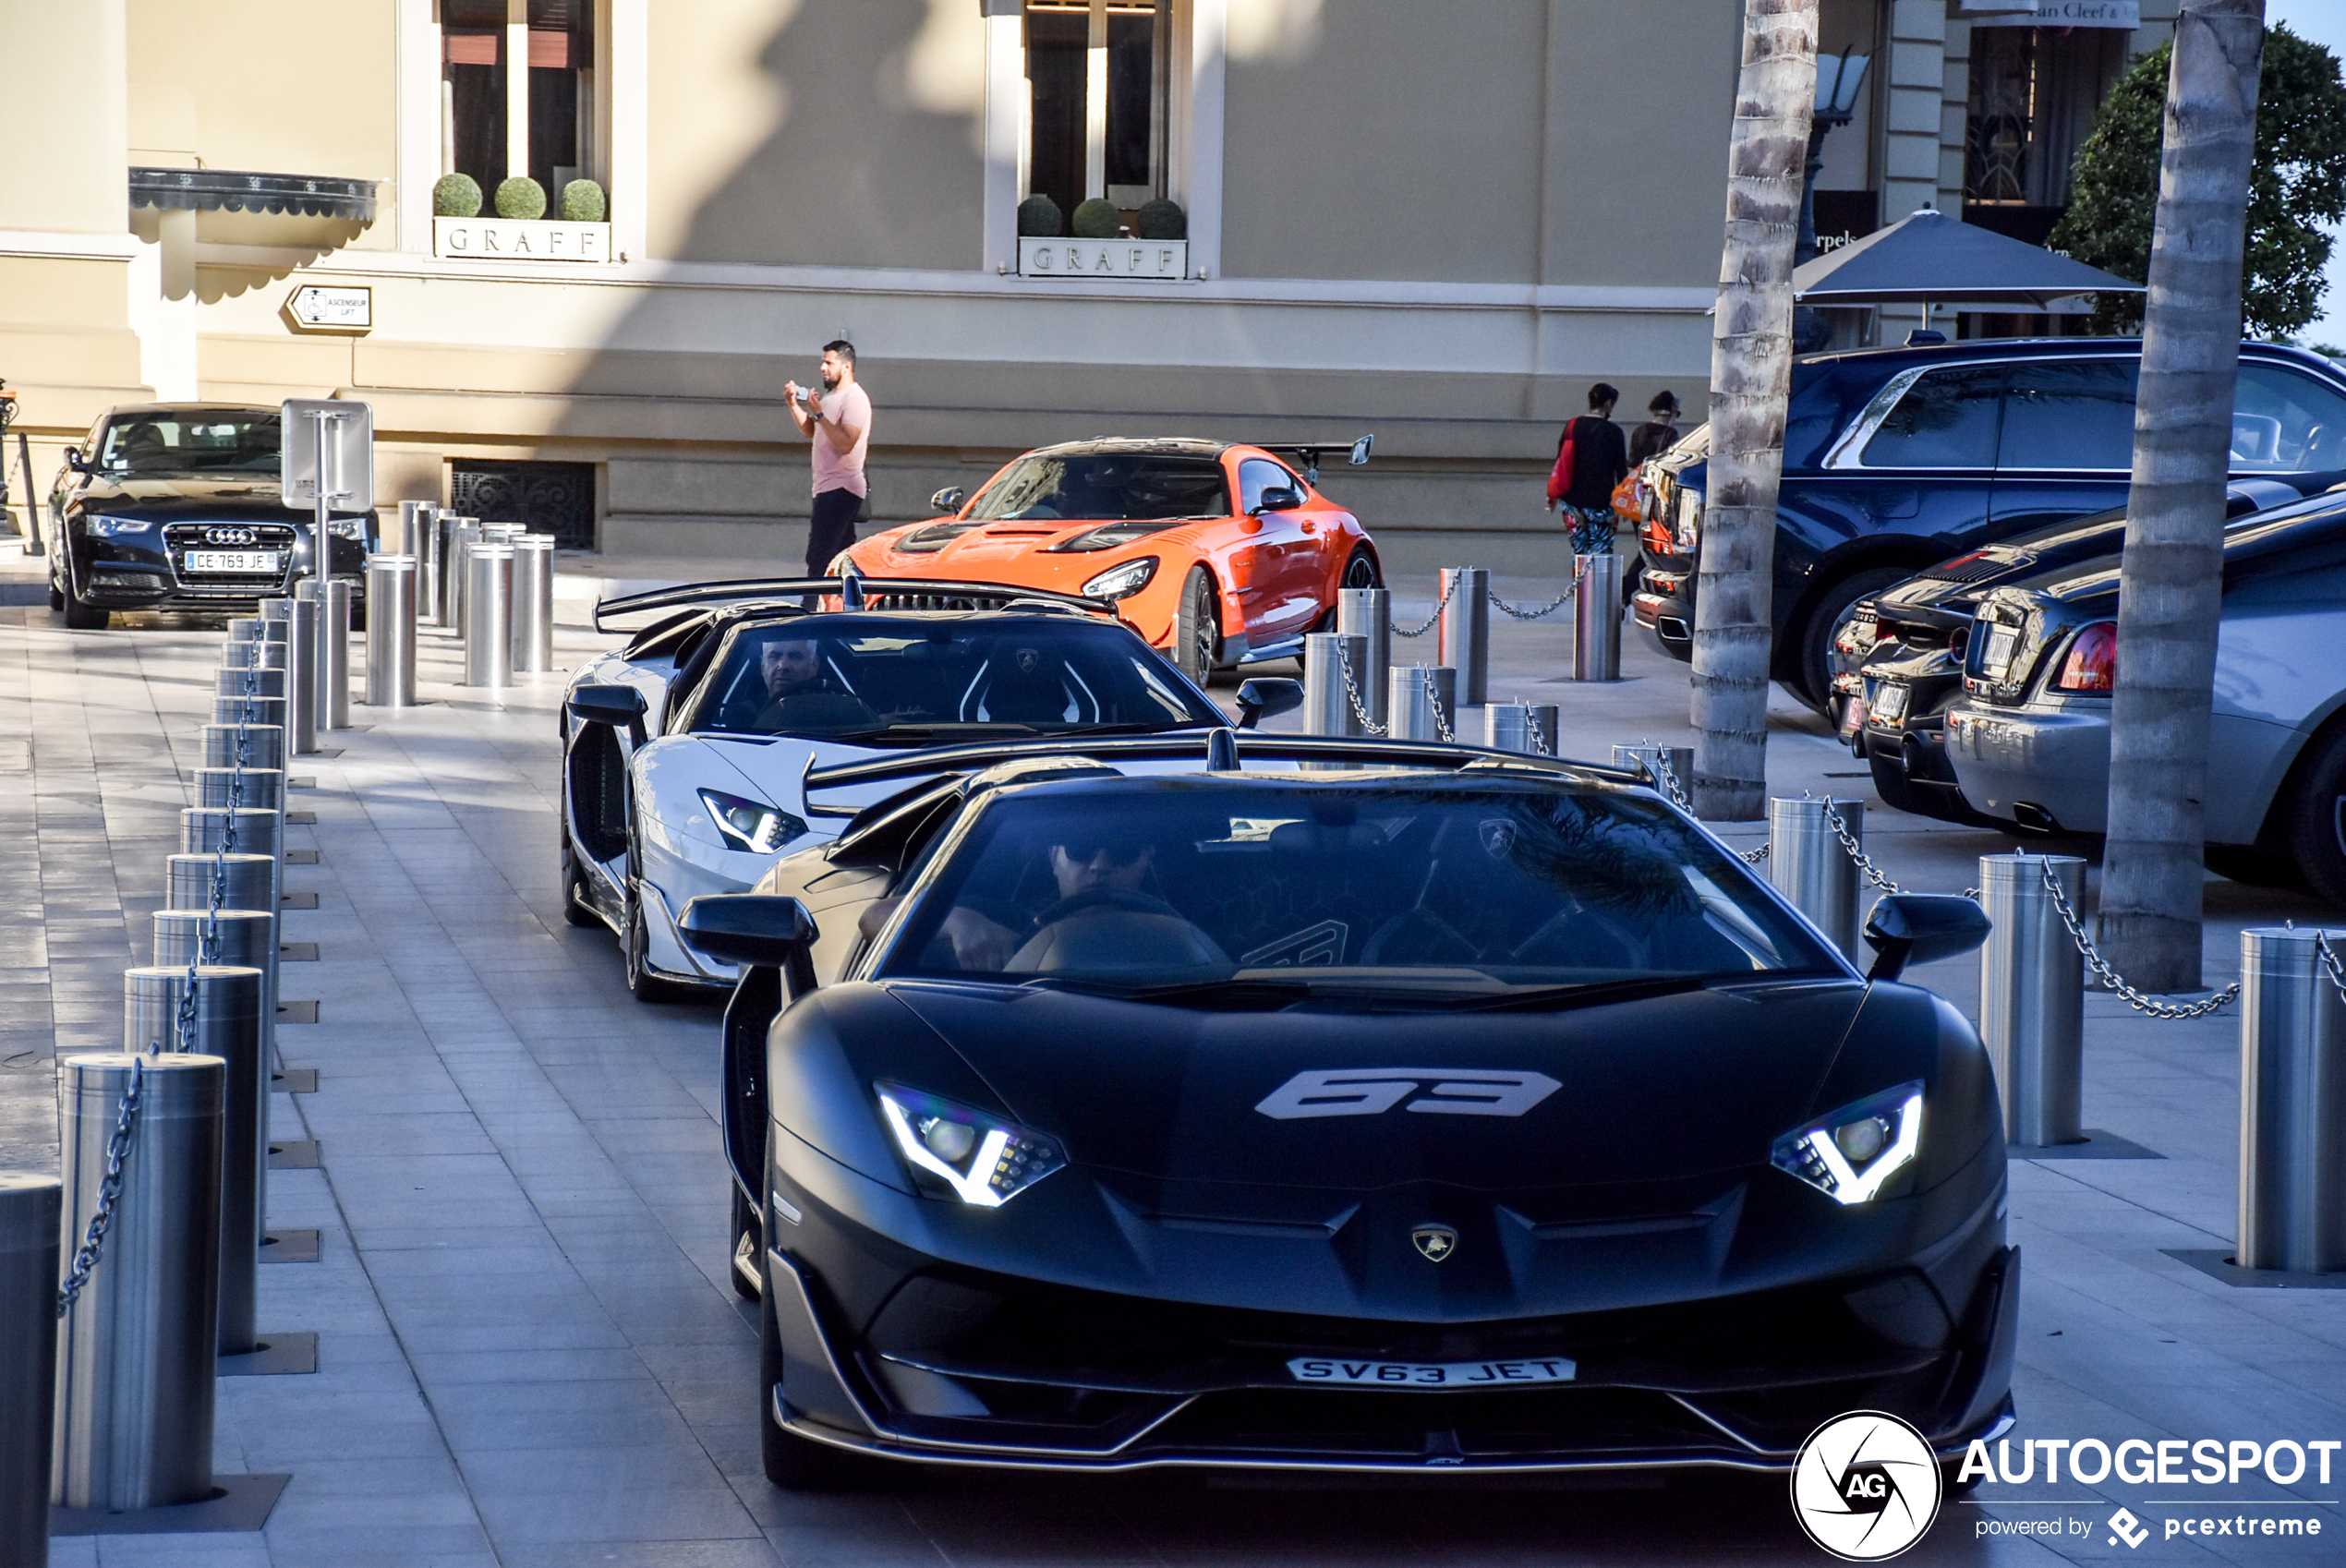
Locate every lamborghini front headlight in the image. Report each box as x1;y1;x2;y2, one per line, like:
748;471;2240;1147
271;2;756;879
874;1083;1066;1207
1770;1080;1923;1205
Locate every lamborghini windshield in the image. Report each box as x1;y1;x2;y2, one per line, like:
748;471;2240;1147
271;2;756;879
680;615;1224;743
880;778;1841;992
966;453;1229;523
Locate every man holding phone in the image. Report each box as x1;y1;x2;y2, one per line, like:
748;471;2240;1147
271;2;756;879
782;339;872;579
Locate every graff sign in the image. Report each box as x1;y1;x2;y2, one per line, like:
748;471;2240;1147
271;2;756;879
1018;237;1189;281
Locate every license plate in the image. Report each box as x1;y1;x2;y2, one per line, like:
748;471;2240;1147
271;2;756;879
183;550;280;574
1980;625;2020;677
1287;1355;1577;1388
1871;682;1910;726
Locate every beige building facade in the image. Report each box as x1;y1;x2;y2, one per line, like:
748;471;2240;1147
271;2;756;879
1;0;2178;573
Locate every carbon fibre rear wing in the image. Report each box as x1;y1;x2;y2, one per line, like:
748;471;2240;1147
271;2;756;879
592;574;1119;632
1251;433;1373;484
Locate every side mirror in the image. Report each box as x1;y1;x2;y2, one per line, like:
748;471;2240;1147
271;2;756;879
928;487;966;514
1235;677;1304;730
65;448;91;474
1252;487;1301;514
1862;894;1991;982
680;894;821;997
567;682;648;746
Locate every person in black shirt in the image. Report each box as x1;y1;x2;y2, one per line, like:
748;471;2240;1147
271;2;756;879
1552;383;1630;557
1628;390;1683;467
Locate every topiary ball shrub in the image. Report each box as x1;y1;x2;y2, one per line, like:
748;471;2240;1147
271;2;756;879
1070;198;1123;239
560;179;607;223
1017;194;1062;236
1135;198;1187;240
433;173;482;218
493;176;548;221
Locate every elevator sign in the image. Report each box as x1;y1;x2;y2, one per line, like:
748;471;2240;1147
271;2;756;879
287;285;372;331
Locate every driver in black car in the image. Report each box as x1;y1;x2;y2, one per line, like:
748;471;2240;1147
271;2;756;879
864;831;1217;973
749;632;876;733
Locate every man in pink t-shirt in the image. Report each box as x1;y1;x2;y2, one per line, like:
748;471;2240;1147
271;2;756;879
782;340;872;578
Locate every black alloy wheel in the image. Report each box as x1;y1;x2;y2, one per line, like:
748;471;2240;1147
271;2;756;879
58;565;105;630
1795;567;1912;713
1340;546;1381;593
760;1279;887;1490
2284;725;2346;908
1172;564;1219;685
46;577;64;612
624;880;688;1004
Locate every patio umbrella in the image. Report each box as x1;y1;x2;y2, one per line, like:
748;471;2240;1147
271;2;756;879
1791;208;2144;311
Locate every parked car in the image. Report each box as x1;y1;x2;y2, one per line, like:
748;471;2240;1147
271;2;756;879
838;436;1381;683
1942;494;2346;900
678;742;2011;1487
1632;339;2346;710
1838;476;2332;823
47;403;377;628
561;576;1291;1002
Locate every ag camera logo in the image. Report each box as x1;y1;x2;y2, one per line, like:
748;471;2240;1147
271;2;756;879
1791;1411;1942;1561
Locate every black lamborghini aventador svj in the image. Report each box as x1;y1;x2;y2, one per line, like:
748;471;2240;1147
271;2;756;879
683;753;2014;1487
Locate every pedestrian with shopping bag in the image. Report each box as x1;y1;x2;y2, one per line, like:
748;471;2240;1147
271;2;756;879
1545;382;1629;558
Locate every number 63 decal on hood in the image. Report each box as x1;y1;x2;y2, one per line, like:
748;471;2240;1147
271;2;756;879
1255;1067;1562;1120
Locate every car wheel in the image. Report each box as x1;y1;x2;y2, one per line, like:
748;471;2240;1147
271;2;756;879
1795;568;1912;713
60;576;107;630
625;884;688;1004
47;578;64;612
559;831;600;928
2282;726;2346;908
1339;546;1381;593
731;1185;763;1302
760;1281;886;1490
1171;564;1220;684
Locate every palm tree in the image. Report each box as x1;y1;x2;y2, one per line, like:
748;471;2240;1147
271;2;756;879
1690;0;1817;820
2098;1;2267;992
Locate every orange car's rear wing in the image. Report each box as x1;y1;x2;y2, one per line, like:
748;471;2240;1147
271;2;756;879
1251;433;1373;484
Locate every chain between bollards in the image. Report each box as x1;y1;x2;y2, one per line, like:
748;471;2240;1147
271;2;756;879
1488;587;1574;621
1818;799;1905;894
2036;859;2241;1019
1332;640;1388;736
54;1057;146;1318
1392;575;1455;639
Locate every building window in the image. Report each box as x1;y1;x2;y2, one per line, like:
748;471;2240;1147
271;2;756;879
1024;2;1173;224
441;0;599;204
1963;25;2125;243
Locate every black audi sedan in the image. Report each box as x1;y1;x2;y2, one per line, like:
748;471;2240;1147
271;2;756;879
47;403;377;628
1632;338;2346;711
682;735;2013;1488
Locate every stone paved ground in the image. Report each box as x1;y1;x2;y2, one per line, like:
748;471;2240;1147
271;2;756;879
4;540;2343;1565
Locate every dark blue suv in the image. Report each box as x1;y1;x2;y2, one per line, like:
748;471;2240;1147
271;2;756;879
1631;338;2346;710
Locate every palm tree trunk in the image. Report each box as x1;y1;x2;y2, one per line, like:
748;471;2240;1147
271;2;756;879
1691;0;1817;821
2098;1;2266;991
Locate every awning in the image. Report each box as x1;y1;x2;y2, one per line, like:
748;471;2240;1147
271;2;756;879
129;167;378;223
1792;208;2141;310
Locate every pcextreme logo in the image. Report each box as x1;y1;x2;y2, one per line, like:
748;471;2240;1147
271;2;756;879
1790;1411;1943;1561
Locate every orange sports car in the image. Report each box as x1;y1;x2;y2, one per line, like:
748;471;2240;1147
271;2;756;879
835;436;1381;681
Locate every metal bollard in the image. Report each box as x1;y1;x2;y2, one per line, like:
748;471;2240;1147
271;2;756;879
212;693;286;735
212;666;286;702
412;505;441;621
1768;797;1865;960
285;595;320;754
1613;743;1693;802
512;533;555;673
154;906;278;1077
1977;854;2086;1149
2237;926;2346;1272
441;518;482;631
1485;703;1535;753
1337;587;1390;731
226;615;266;644
221;636;288;669
321;578;353;730
125;967;266;1355
1387;666;1441;742
2;1174;62;1568
202;722;285;775
465;541;514;688
166;853;277;923
1302;633;1365;736
365;553;417;706
1429;666;1457;735
1574;553;1624;681
195;766;284;818
1436;568;1490;707
1526;703;1559;755
397;498;435;560
257;598;295;640
182;807;283;913
52;1052;224;1511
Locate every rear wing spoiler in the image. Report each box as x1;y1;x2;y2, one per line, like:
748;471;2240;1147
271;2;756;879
797;727;1628;816
1252;433;1373;485
592;574;1119;632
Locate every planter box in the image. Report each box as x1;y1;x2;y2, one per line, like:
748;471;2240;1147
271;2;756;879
1018;236;1188;281
433;216;612;262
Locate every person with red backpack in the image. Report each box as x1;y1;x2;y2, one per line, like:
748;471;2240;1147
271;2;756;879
1545;382;1629;558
